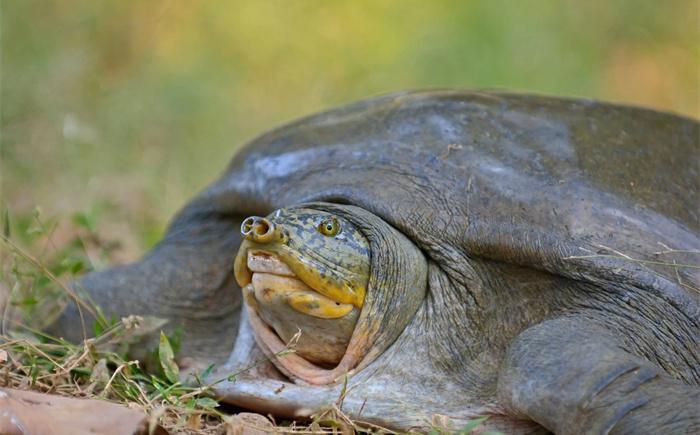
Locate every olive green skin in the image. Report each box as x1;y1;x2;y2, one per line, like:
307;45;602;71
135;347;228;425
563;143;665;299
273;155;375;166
235;207;369;366
240;207;370;308
52;91;699;433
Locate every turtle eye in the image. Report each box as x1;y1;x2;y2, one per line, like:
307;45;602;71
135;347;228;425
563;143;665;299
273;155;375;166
318;217;340;237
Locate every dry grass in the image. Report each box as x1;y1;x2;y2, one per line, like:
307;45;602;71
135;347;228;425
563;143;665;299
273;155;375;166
0;209;228;433
564;242;700;294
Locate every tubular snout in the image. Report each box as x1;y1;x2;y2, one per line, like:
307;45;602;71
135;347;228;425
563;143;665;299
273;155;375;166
241;216;279;243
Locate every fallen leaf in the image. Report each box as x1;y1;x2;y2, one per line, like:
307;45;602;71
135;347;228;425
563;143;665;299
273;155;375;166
0;388;167;435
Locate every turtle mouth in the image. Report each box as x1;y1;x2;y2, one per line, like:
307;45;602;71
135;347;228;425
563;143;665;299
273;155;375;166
233;246;360;370
236;249;356;319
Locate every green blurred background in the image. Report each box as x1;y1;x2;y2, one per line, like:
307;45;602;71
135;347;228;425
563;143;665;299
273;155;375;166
2;0;698;259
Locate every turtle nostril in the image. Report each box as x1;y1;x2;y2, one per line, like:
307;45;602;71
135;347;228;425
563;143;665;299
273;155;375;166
241;217;257;239
253;218;276;243
241;216;276;243
255;219;271;236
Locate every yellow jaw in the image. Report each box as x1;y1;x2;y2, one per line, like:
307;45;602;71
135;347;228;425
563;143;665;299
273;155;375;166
281;253;366;309
243;250;355;319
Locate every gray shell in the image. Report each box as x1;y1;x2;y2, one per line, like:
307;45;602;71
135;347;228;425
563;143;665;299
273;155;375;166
198;90;699;317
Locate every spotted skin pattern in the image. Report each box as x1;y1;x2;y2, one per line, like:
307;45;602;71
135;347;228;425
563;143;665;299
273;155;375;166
261;207;370;308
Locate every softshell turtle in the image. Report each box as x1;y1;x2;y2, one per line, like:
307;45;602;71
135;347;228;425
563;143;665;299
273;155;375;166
52;91;699;434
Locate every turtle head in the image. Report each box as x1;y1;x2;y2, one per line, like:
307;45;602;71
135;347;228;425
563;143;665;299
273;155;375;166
234;207;370;366
235;208;370;309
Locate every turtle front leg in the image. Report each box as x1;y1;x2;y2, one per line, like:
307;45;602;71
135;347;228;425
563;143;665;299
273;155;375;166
50;211;245;371
497;316;700;435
